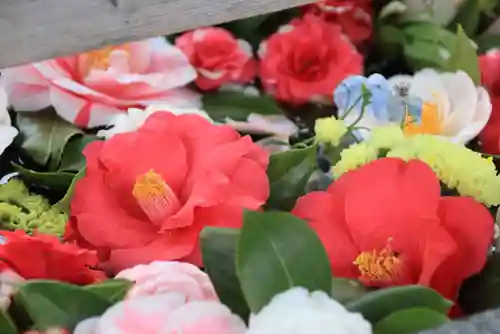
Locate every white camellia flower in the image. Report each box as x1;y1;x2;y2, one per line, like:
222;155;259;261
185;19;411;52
97;104;213;139
246;287;372;334
0;87;18;156
387;69;492;143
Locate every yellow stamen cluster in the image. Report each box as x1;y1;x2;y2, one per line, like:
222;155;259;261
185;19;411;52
333;125;500;206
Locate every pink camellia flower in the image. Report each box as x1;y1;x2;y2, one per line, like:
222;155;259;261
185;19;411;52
259;14;363;105
116;261;218;301
2;38;199;128
74;293;247;334
176;27;257;90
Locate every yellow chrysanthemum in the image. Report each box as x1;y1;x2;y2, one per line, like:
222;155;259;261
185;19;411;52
333;127;500;206
315;116;348;147
0;179;67;236
333;143;379;177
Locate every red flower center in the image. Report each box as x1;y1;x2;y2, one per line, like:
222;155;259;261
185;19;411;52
353;246;403;287
132;170;181;226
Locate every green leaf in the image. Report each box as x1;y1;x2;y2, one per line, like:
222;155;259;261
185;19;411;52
374;308;450;334
12;163;74;193
16;110;83;168
459;253;500;313
14;280;110;331
53;168;86;214
202;91;281;122
444;25;481;84
330;278;368;305
0;309;18;334
346;285;453;324
58;135;99;172
201;227;250;319
265;144;317;211
83;279;134;304
236;211;331;313
448;0;481;36
401;22;459;70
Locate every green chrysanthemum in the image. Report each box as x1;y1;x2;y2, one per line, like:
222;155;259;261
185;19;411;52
0;179;67;236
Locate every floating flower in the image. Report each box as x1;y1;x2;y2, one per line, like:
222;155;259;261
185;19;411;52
335;70;492;144
116;261;218;301
314;116;348;146
0;230;105;284
73;293;246;334
0;87;18;156
2;38;199;128
259;13;363;105
293;158;493;300
303;0;373;45
333;126;500;206
247;287;372;334
176;27;257;90
97;104;212;139
479;49;500;154
66;113;269;274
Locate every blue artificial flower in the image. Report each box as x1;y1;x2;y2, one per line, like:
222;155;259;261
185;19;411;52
333;74;423;125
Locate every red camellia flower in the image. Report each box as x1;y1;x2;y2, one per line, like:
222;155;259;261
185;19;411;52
66;112;269;274
0;230;104;284
304;0;373;45
479;50;500;154
259;13;363;105
176;27;257;90
292;158;493;301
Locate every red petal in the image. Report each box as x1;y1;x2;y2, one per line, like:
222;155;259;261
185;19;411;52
430;197;494;300
292;191;358;277
344;158;441;256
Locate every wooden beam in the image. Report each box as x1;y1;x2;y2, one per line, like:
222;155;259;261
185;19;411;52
0;0;313;69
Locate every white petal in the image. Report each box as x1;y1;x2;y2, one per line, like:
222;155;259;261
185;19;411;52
74;317;100;334
0;126;18;156
440;71;478;136
450;87;492;143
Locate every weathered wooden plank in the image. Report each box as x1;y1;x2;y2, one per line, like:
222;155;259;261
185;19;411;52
0;0;312;69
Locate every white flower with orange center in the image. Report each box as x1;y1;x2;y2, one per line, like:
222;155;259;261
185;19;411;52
388;69;492;143
336;70;492;144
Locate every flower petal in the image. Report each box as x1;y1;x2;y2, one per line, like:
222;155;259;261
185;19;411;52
431;196;494;300
451;87;492;143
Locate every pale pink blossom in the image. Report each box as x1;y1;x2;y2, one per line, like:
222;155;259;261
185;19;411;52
2;38;199;128
74;293;246;334
116;261;218;301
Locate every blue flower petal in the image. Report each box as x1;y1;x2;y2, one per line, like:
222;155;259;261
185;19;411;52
365;74;392;121
333;75;366;114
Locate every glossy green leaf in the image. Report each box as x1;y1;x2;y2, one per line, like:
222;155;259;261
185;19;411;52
201;227;250;319
374;308;450;334
83;279;134;304
16;110;83;167
202;91;281;122
53;168;86;214
265;144;317;211
330;278;368;305
58;135;100;172
0;309;18;334
444;25;481;85
346;285;453;324
236;211;331;313
448;0;481;36
12;163;74;193
14;280;110;331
